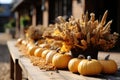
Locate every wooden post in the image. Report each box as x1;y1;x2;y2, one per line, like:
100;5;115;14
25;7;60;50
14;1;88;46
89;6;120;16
15;11;20;38
43;0;49;27
72;0;85;19
20;13;24;38
14;59;22;80
10;52;22;80
32;6;36;26
10;56;14;80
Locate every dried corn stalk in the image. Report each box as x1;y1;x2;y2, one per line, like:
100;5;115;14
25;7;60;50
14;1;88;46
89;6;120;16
43;10;119;52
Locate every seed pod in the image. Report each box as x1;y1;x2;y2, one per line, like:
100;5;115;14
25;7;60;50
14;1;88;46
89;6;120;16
102;20;112;33
81;39;87;46
101;10;108;26
90;13;95;22
87;32;90;44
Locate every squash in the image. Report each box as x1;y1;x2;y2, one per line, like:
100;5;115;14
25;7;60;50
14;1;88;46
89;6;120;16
26;43;34;50
68;55;85;73
34;48;46;57
41;49;50;58
78;56;102;75
99;54;118;74
16;38;23;44
52;53;72;69
27;46;38;55
22;40;27;46
46;50;57;63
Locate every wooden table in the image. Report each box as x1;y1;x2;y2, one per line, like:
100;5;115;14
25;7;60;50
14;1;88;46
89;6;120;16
7;40;22;80
7;40;120;80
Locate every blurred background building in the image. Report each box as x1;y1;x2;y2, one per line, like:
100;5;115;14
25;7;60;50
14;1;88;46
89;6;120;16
0;0;120;50
0;3;12;32
1;0;119;34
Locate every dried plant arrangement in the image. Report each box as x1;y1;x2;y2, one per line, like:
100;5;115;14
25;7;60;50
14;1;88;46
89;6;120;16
25;25;47;43
43;10;119;58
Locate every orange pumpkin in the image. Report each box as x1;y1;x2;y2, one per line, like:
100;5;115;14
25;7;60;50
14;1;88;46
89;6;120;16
26;43;34;50
16;38;23;44
22;40;27;46
46;50;57;63
41;49;50;58
52;53;72;69
78;56;102;75
27;46;38;55
34;48;46;57
99;54;118;74
68;55;85;73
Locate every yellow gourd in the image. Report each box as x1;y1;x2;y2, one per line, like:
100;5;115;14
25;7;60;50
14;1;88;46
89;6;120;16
52;53;72;69
34;48;46;57
78;56;102;75
99;54;118;74
27;46;38;56
16;38;23;44
46;50;57;63
68;55;85;73
41;49;50;58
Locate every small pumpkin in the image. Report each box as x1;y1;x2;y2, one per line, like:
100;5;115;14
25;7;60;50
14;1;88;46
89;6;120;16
52;52;72;69
68;55;85;73
22;40;28;46
41;49;50;58
99;54;118;74
26;43;34;50
78;56;102;75
46;50;57;63
34;48;46;57
27;46;38;55
16;38;23;44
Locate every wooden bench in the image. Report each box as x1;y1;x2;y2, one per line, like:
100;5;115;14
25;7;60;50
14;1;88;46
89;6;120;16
7;40;120;80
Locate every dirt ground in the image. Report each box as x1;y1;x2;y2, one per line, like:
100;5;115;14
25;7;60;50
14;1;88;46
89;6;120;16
0;33;12;80
0;44;10;80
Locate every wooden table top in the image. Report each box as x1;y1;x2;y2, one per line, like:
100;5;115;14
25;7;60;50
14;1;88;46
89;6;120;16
7;40;120;80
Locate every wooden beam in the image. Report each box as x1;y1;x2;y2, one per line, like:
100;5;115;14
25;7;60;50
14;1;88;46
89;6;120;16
72;0;85;19
43;0;49;27
15;11;20;38
32;6;36;26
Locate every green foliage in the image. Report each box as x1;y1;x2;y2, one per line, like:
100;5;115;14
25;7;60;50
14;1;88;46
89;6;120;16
20;14;30;27
4;18;15;29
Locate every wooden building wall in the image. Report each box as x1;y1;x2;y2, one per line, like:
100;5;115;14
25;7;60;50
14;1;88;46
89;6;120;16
84;0;120;50
85;0;118;33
